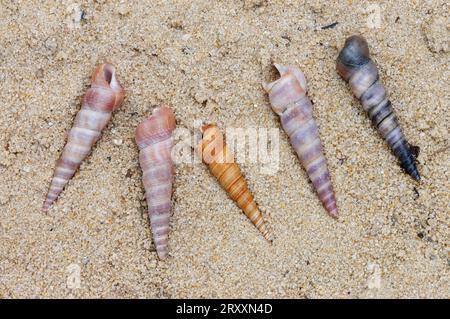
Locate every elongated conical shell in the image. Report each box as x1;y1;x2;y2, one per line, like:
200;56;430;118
336;35;420;181
43;63;124;211
198;124;272;242
135;107;176;260
263;64;338;218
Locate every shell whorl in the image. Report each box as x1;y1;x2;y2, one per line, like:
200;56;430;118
263;64;338;218
42;63;124;211
136;106;176;260
336;35;420;181
198;124;272;242
262;64;308;115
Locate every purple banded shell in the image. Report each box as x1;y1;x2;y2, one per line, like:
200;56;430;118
135;106;176;260
263;64;338;218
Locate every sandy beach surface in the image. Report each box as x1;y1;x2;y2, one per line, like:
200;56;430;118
0;0;448;298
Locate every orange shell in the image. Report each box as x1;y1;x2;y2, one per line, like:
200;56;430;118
198;124;272;242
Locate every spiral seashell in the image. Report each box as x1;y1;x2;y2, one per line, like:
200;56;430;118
43;63;124;211
336;35;420;181
135;107;176;260
263;64;338;218
198;124;272;242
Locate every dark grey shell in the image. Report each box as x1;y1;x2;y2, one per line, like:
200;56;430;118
336;35;420;181
339;36;370;65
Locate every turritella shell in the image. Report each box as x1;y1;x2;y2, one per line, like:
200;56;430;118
135;106;176;260
337;35;420;181
263;64;338;218
198;124;272;242
43;63;124;211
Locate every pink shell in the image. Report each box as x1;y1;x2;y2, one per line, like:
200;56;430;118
83;63;124;112
43;63;124;211
135;107;176;149
135;106;176;260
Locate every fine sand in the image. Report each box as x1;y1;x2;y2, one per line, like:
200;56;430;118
0;0;448;298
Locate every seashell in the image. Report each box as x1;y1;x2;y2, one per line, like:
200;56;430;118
198;124;272;242
135;106;176;260
336;35;420;181
263;64;338;218
43;63;124;211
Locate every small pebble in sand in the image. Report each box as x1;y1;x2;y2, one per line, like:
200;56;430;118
169;20;183;30
242;0;267;10
56;51;69;61
22;166;31;173
66;4;84;27
125;168;133;178
82;257;90;265
35;68;44;79
181;34;191;41
117;2;130;16
44;38;58;55
112;138;123;146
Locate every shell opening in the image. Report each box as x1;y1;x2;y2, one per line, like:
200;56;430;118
103;67;113;84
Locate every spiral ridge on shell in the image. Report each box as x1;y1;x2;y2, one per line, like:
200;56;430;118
43;63;124;211
198;124;272;242
135;106;176;260
263;64;338;218
336;35;420;181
